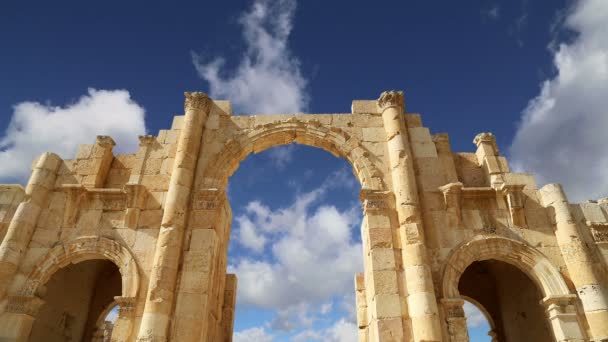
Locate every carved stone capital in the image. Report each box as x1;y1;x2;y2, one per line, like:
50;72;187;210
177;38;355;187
441;298;466;318
193;188;227;211
138;135;157;147
359;189;393;213
473;132;495;147
5;295;45;316
124;184;148;209
377;90;404;111
96;135;116;148
184;92;210;113
586;221;608;244
114;296;136;318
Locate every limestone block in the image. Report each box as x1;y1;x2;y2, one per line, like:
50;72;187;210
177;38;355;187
504;173;538;189
369;294;402;319
368;271;399;295
164;130;180;144
137;210;163;229
76;144;93;160
352;100;380;114
363;213;391;229
366;228;393;249
362;127;386;142
580;202;606;223
369;248;397;270
171;116;185;130
99;211;125;229
405;114;422;128
76;209;102;230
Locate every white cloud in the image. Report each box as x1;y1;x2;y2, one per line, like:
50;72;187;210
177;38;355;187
482;5;500;20
266;144;296;169
229;170;362;332
233;326;273;342
0;88;146;184
193;0;308;114
292;319;358;342
463;301;489;328
509;0;608;202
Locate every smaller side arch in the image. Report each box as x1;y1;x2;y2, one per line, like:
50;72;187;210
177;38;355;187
21;236;139;299
441;235;571;300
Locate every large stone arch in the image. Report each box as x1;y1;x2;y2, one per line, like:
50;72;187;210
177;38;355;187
21;236;139;299
441;235;586;342
441;235;570;299
200;117;386;191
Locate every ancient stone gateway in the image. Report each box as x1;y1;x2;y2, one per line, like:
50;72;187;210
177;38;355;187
0;91;607;341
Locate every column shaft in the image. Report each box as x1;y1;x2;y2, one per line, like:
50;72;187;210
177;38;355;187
378;91;441;342
540;183;608;340
136;93;209;341
0;152;61;300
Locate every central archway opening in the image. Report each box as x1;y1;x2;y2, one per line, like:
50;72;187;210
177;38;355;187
226;144;363;341
29;259;122;341
458;259;552;342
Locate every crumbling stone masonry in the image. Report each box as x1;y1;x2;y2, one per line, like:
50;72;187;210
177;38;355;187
0;91;607;341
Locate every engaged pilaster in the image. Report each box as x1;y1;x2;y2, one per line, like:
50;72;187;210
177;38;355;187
377;91;441;342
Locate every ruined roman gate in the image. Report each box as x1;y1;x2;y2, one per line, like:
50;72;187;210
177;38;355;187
0;91;607;342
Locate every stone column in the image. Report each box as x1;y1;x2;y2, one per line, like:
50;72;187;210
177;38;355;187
377;91;441;342
441;299;469;342
0;152;62;300
541;295;585;342
540;184;608;340
136;92;210;341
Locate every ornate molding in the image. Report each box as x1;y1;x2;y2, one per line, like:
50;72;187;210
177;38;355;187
500;184;527;228
439;182;463;227
473;132;495;147
586;221;608;244
114;296;137;318
192;188;226;211
377;90;404;111
138;135;157;147
96;135;116;148
184;92;210;113
360;189;393;213
5;295;45;316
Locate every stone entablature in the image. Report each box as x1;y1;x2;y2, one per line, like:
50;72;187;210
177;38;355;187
0;91;605;341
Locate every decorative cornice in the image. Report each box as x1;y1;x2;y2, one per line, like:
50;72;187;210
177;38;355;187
359;189;393;213
184;92;210;113
5;296;45;316
193;188;227;211
96;135;116;148
138;135;157;147
473;132;496;147
377;90;404;111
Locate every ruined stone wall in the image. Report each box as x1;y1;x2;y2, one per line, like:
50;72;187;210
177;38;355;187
0;91;606;342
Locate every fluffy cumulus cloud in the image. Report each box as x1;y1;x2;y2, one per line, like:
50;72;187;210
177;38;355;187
193;0;308;114
291;319;358;342
0;88;146;183
230;169;362;332
233;327;274;342
510;0;608;202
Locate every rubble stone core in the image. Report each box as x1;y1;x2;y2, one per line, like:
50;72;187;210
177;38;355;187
0;91;607;341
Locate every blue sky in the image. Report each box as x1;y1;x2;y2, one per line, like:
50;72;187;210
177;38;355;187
2;0;608;341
